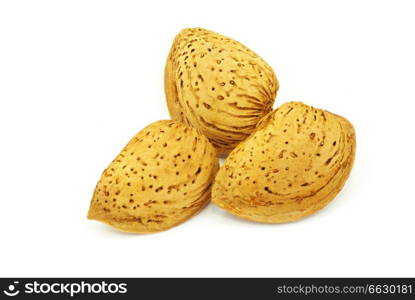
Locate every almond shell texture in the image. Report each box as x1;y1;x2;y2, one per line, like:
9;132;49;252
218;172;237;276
212;102;356;223
88;120;219;233
165;27;278;156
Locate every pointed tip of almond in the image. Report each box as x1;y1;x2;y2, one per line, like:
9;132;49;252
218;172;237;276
87;208;95;220
87;203;101;221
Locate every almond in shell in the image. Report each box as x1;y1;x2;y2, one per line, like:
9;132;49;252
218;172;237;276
165;28;278;155
212;102;356;223
88;120;219;233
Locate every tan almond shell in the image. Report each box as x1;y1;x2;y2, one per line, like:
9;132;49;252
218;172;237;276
165;28;279;156
212;102;356;223
88;120;219;233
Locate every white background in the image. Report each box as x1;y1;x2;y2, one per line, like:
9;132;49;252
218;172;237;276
1;0;414;277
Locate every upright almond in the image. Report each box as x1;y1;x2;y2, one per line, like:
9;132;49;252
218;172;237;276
165;28;278;155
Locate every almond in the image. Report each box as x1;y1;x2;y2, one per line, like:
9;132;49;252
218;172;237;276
212;102;356;223
165;28;278;155
88;120;219;233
